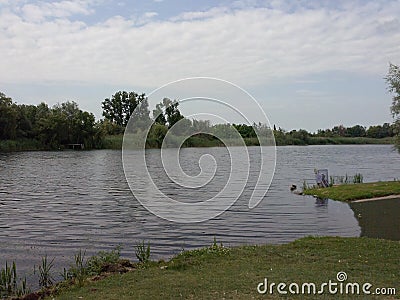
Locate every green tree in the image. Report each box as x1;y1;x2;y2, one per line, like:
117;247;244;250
164;98;184;128
0;92;17;140
33;101;100;149
332;125;347;137
346;125;366;137
152;102;167;125
16;104;38;139
211;124;237;139
102;91;150;128
232;124;257;138
385;63;400;151
192;119;210;132
147;123;168;148
366;123;393;138
289;129;310;145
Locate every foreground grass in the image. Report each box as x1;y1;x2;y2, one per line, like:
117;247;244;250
49;237;399;300
303;181;400;201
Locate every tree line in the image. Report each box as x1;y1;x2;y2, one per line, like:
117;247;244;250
272;123;395;146
0;93;101;150
1;60;399;151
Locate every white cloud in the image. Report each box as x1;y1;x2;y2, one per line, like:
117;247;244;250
20;1;94;22
171;7;230;21
143;11;158;18
0;1;399;89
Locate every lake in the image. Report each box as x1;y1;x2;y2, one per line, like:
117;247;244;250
0;144;399;285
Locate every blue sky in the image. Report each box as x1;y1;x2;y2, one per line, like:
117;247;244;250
1;0;399;132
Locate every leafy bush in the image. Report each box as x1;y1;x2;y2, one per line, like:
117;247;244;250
86;246;121;275
62;247;123;286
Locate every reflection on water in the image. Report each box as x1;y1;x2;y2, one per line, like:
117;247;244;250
350;198;400;240
0;145;399;286
315;198;329;207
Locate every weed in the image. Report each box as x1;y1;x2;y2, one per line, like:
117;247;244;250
62;247;123;286
170;238;230;271
35;255;55;288
86;246;121;275
302;180;308;191
353;173;364;184
64;250;88;286
135;241;151;263
0;261;29;298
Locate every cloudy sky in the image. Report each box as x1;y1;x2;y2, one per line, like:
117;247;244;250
1;0;399;132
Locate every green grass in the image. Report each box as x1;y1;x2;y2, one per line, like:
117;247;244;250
0;138;43;151
102;135;124;149
48;237;399;299
307;136;394;145
0;135;394;152
304;181;400;201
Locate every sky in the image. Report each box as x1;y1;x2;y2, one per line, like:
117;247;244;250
0;0;399;132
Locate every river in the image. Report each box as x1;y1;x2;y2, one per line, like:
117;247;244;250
0;144;399;286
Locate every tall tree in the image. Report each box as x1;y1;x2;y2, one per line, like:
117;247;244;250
102;91;150;127
163;98;184;128
0;92;17;140
385;63;400;151
152;102;167;125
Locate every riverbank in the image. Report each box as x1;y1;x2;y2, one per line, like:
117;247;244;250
103;135;394;149
40;236;399;299
0;136;394;152
303;181;400;201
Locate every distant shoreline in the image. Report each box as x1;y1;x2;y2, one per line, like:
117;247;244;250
0;135;394;152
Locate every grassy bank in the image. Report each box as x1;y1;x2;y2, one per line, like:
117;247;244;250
101;135;394;149
0;136;394;152
102;134;124;149
0;138;44;152
46;237;399;300
274;136;394;146
303;181;400;201
307;136;393;145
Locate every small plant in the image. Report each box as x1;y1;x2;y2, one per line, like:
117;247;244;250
178;238;230;259
135;241;151;263
62;247;123;285
18;277;29;297
35;255;55;288
0;261;29;298
86;246;121;275
353;173;364;184
61;267;71;281
170;238;230;271
208;237;230;256
302;180;308;191
64;250;87;286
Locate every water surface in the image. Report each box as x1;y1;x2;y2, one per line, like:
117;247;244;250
0;145;399;285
